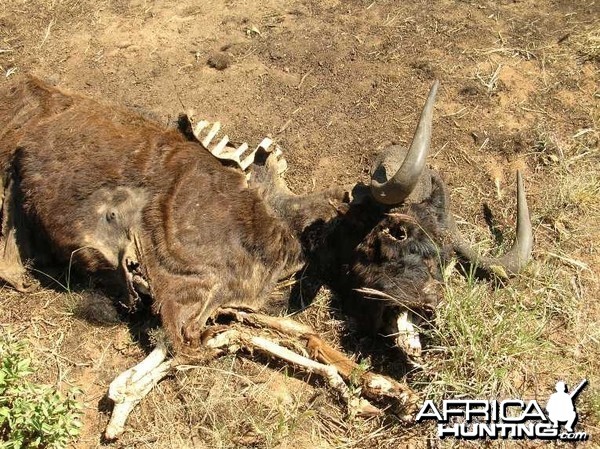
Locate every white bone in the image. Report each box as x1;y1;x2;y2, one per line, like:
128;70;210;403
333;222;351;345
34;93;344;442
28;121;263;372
104;341;172;440
233;142;249;158
239;137;277;170
202;121;221;148
394;310;422;358
211;135;229;156
240;149;259;170
204;328;380;416
212;142;245;165
257;137;273;151
193;120;209;139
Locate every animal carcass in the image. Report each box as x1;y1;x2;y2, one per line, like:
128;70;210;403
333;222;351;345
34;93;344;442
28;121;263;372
0;76;532;437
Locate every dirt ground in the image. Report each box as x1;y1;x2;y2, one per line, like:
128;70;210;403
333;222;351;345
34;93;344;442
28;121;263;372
0;0;599;447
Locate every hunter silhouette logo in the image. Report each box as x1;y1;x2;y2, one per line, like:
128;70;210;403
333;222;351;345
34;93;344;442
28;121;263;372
416;379;590;441
546;379;587;433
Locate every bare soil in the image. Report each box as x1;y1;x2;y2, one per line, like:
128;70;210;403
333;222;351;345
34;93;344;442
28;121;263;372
0;0;598;447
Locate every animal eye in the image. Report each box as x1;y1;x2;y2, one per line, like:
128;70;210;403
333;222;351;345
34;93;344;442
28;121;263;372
106;211;117;222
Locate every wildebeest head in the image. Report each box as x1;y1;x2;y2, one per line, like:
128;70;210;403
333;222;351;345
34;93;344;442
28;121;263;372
300;82;532;348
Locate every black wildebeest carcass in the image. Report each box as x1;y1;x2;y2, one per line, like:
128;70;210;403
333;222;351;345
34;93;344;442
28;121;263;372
0;76;532;437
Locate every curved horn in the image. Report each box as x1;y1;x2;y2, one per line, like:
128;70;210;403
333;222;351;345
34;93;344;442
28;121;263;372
370;80;439;205
450;171;533;276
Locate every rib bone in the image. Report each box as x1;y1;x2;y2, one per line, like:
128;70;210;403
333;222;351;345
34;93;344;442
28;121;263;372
188;116;287;174
193;120;209;137
211;136;230;156
201;121;221;147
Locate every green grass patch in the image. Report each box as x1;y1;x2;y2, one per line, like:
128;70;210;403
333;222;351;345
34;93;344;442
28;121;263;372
419;269;553;402
0;330;82;449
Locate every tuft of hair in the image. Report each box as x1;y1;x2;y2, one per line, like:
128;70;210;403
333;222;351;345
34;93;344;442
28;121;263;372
74;291;121;325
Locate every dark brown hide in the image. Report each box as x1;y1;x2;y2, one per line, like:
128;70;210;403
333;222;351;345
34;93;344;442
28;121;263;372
0;76;331;351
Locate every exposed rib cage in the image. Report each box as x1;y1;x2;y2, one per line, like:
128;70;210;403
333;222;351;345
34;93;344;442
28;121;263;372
190;118;287;173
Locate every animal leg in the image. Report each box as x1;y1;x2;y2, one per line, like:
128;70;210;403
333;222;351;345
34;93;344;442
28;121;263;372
102;325;374;441
202;326;381;417
104;310;420;439
0;173;35;292
104;341;172;440
219;309;420;419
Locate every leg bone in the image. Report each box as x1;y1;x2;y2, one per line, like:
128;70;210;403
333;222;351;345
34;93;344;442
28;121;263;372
203;326;381;416
219;309;420;418
104;341;172;440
